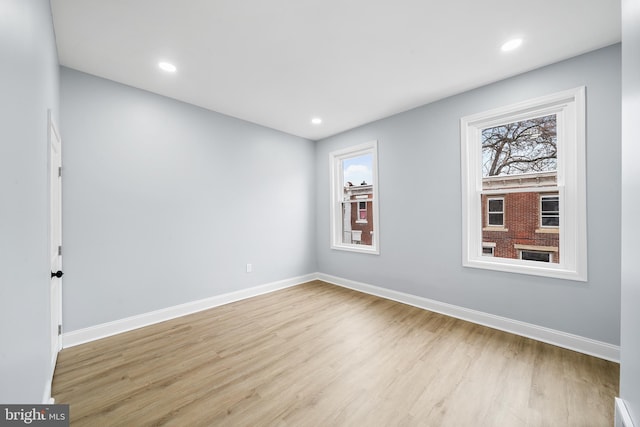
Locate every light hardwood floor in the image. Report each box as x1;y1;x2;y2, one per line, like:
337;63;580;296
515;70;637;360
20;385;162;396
53;281;619;426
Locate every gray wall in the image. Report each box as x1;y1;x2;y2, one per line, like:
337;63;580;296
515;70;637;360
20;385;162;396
0;3;625;404
316;45;621;345
0;0;60;402
60;68;316;331
620;0;640;422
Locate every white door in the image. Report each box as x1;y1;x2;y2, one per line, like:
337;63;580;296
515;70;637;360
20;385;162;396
49;114;63;365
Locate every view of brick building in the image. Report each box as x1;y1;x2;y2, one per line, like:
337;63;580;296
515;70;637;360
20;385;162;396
342;182;374;246
481;171;559;263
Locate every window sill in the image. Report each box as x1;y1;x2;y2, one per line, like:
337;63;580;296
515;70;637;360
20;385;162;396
331;243;379;255
463;257;586;281
535;228;559;234
355;220;368;224
483;226;508;232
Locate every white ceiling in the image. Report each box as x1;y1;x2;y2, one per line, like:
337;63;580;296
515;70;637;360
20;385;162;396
51;0;621;141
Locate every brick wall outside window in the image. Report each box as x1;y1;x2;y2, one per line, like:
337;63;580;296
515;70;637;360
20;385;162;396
482;192;559;263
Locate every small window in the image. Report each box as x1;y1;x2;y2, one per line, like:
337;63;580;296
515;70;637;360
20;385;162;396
487;198;504;226
358;201;368;222
521;251;552;263
330;141;379;254
482;242;496;257
541;195;559;227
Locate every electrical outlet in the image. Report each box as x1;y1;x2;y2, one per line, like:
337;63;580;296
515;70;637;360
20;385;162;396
246;263;252;273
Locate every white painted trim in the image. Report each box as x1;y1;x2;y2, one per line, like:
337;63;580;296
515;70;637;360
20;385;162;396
616;398;636;427
42;351;58;404
62;271;620;362
42;380;54;405
62;273;317;348
461;86;587;282
329;140;380;255
317;273;620;362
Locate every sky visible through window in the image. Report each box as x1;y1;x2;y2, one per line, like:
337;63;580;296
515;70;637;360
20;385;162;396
343;154;373;186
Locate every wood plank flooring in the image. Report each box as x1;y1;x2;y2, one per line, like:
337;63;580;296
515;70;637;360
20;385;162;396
52;281;619;426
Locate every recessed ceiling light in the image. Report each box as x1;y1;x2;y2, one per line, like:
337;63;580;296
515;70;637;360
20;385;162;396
501;38;523;52
311;117;322;125
158;61;177;72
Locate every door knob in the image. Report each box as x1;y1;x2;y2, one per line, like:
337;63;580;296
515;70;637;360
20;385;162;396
51;270;64;278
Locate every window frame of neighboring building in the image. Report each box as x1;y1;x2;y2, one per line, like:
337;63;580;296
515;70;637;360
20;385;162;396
356;198;368;224
487;197;505;227
520;250;553;263
330;141;380;254
540;194;560;228
460;87;587;281
482;242;496;257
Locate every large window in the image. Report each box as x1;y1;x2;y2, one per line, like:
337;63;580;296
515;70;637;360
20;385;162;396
461;87;587;281
330;141;379;254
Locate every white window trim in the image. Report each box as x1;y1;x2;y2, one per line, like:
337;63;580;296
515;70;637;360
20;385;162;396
461;87;587;281
330;141;380;254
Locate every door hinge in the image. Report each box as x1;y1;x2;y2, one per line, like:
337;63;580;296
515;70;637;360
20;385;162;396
58;324;62;335
58;166;62;177
58;246;62;256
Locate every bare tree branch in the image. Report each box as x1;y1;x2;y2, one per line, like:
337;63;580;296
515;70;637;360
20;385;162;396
482;114;557;176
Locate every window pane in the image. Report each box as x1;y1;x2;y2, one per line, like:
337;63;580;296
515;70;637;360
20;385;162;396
488;199;503;212
521;251;551;262
342;154;373;187
339;152;374;247
480;115;560;264
541;195;559;227
542;197;559;212
341;201;373;246
482;114;557;177
488;213;503;225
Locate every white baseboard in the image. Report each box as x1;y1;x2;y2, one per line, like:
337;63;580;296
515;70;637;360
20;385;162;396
42;381;53;405
318;273;620;362
42;350;58;404
62;273;317;348
62;271;620;362
616;398;636;427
